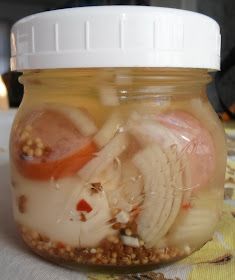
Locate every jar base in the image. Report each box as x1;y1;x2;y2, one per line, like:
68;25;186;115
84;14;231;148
18;224;190;273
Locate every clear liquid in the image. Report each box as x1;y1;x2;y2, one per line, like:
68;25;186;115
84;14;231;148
10;69;226;269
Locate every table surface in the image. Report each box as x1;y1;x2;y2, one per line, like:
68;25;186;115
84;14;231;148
1;110;235;280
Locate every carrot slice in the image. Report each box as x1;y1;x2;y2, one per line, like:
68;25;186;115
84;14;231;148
15;140;97;180
11;107;98;180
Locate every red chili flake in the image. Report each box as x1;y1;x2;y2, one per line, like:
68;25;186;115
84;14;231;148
76;199;93;213
57;242;65;249
182;202;192;210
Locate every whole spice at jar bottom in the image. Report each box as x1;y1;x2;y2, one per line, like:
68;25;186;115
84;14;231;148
18;224;189;266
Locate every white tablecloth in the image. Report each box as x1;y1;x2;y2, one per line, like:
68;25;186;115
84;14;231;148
0;110;87;280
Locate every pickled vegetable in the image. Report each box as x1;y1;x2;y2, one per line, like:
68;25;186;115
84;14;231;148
10;95;225;267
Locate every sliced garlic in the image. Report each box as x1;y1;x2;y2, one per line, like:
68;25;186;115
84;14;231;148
116;210;130;224
121;235;140;248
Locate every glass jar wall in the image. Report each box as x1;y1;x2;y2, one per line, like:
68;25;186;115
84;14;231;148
10;68;226;269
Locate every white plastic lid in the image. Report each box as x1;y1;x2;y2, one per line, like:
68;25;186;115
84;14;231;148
10;6;221;71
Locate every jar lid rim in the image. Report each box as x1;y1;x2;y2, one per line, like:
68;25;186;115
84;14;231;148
10;6;221;71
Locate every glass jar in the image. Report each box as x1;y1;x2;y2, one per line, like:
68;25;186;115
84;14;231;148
9;7;226;271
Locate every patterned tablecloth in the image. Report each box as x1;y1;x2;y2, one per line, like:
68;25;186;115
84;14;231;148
88;203;235;280
1;110;235;280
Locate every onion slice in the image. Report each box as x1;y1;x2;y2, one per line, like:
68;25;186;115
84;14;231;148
78;133;128;181
132;144;183;248
94;111;124;148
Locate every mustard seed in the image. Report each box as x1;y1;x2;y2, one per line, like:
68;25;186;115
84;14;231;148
26;139;33;146
34;148;43;157
27;149;34;157
20;131;30;141
125;228;132;236
22;145;29;153
25;125;32;131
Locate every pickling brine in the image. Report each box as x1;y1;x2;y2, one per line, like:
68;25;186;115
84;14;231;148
10;68;226;269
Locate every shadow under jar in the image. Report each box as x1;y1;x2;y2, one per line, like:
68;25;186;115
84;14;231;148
9;7;226;272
